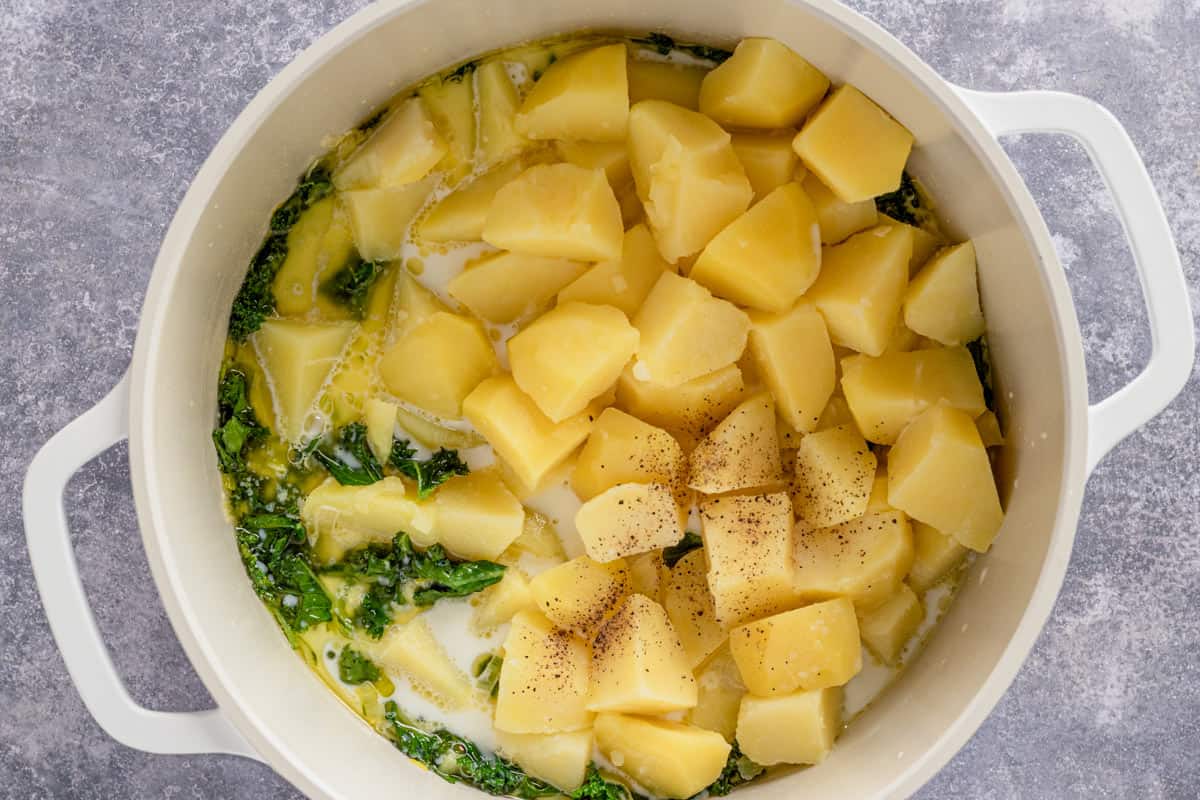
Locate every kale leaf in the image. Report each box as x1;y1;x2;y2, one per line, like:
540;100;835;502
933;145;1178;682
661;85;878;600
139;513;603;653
875;170;922;227
663;532;703;568
570;766;645;800
967;336;996;411
322;256;384;319
703;745;766;797
444;59;478;83
313;423;385;486
309;425;468;495
390;437;470;498
337;646;381;685
630;32;732;63
212;369;267;473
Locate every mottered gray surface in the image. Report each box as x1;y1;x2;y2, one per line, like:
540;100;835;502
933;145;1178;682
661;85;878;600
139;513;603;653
2;0;1197;797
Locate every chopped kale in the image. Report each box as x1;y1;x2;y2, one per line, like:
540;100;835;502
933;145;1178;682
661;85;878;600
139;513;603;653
322;256;384;318
875;170;922;227
630;32;733;63
390;437;470;498
702;744;766;797
570;766;645;800
212;369;267;473
337;646;381;685
313;423;385;486
967;336;996;411
663;531;704;568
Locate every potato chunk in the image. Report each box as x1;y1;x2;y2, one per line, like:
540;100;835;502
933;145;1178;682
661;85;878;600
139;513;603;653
792;511;914;610
495;730;593;792
748;302;835;433
688;393;782;495
888;406;1003;552
341;176;434;261
379;311;497;418
802;173;878;245
662;549;726;668
792;424;877;527
729;598;861;694
495;611;593;733
419;160;522;242
575;483;684;563
253;319;355;442
699;38;830;129
903;241;986;345
690;182;821;312
334;98;447;190
616;362;746;439
729;131;800;203
687;646;746;742
628;551;665;601
573;408;689;507
431;469;524;560
840;347;987;444
589;594;698;713
509;302;639;422
907;521;969;592
555;140;632;189
557;223;669;317
303;477;436;563
737;687;842;765
878;213;942;274
449;252;586;324
474;569;537;631
627;59;705;109
858;583;923;665
391;272;448;336
476;60;527;165
700;493;795;626
976;409;1004;448
529;555;631;640
375;617;476;709
417;71;476;181
483;163;624;261
594;714;731;800
462;375;595;489
363;397;399;463
633;272;750;387
806;224;911;356
793;84;914;203
628;100;753;262
515;44;629;142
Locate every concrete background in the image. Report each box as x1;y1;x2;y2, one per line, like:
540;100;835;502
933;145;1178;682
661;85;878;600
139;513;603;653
2;0;1197;797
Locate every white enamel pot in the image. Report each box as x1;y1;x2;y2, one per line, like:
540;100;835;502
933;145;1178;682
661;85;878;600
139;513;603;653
23;0;1195;797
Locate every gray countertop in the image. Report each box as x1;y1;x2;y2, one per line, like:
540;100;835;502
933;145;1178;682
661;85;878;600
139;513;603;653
2;1;1197;797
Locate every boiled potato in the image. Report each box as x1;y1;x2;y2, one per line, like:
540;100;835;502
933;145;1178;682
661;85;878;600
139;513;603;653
593;714;731;800
662;549;726;668
730;131;801;202
375;617;477;709
508;302;639;422
748;301;835;433
494;611;593;733
476;60;527;165
903;241;986;345
379;311;497;418
840;347;987;444
878;213;941;273
431;469;524;561
588;594;698;713
700;493;796;626
792;511;914;610
417;70;476;180
976;409;1005;448
529;555;631;639
736;687;842;765
882;319;922;354
391;272;449;336
698;38;830;129
907;520;969;592
574;482;684;562
802;172;878;245
572;407;689;506
394;405;486;451
729;598;861;694
793;84;914;203
495;729;593;792
334;97;447;190
419;160;523;242
483;163;624;261
504;511;568;562
690;182;822;312
806;224;912;357
557;223;670;317
341;176;435;261
448;252;587;324
253;319;355;441
303;476;436;563
627;59;705;109
363;397;398;463
616;362;746;438
474;569;537;631
688;393;782;494
792;424;877;527
628;551;665;601
555;140;632;188
858;582;923;665
627;100;753;262
515;44;629;142
271;198;337;317
633;272;750;387
866;465;892;512
687;646;746;742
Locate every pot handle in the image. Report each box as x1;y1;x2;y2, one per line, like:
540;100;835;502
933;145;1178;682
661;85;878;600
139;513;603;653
954;87;1195;474
22;373;261;759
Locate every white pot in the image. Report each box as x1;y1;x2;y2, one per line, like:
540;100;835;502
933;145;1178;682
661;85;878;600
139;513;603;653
24;1;1194;797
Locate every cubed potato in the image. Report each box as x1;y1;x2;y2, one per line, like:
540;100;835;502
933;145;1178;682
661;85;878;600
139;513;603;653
841;347;986;445
888;407;1003;551
729;598;861;694
976;409;1004;448
687;646;746;742
505;511;568;562
474;569;537;631
748;302;835;433
628;551;665;601
688;393;782;495
449;252;587;324
700;493;795;626
616;362;746;439
379;311;497;418
793;84;914;203
341;176;435;261
575;482;684;563
509;302;639;422
462;375;596;489
589;594;698;713
483;163;624;262
690;182;821;312
792;424;877;527
633;272;750;387
394;405;486;451
903;241;986;345
417;71;476;181
878;213;942;274
495;730;593;792
375;617;477;709
253;319;356;442
495;611;594;733
363;397;399;463
793;511;914;610
515;44;629;142
557;223;670;318
662;549;726;668
304;476;437;563
627;59;705;109
529;555;631;639
476;60;527;165
419;160;523;242
593;714;731;800
628;100;753;262
882;319;922;355
555;140;632;188
615;178;644;227
730;131;801;202
907;521;968;592
271;198;341;318
801;173;878;245
817;395;857;432
320;328;382;428
334;98;447;190
737;687;841;765
431;469;524;561
391;272;449;336
807;224;912;357
858;582;923;665
573;408;689;505
698;38;830;129
866;465;892;512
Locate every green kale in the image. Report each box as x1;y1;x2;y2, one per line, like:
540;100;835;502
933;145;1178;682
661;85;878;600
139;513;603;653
630;32;732;63
390;437;470;498
570;766;644;800
663;531;703;568
313;423;385;486
967;336;996;411
875;170;922;227
337;646;381;685
702;744;765;797
322;256;384;318
472;653;504;698
212;369;267;472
